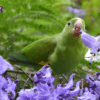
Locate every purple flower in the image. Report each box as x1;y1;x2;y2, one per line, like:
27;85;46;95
77;87;96;100
61;73;75;91
67;6;86;18
34;65;55;85
17;87;38;100
80;31;100;56
85;74;94;87
0;76;9;99
17;65;79;100
0;75;7;89
95;72;100;80
0;56;13;75
0;89;9;100
67;81;81;97
18;64;100;99
85;74;100;99
97;66;100;69
67;6;73;12
55;73;75;96
17;78;55;100
50;73;76;99
37;83;55;100
0;75;17;99
89;57;93;65
73;8;80;13
6;75;17;99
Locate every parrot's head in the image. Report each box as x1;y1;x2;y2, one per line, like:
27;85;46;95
64;17;85;37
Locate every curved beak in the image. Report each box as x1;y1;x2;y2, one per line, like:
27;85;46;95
73;20;82;37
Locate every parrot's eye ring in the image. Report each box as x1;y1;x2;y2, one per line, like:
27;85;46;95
67;22;71;26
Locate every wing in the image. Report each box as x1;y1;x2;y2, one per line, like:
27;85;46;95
21;36;57;65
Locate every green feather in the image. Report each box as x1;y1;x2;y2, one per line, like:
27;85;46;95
21;36;56;64
9;17;88;74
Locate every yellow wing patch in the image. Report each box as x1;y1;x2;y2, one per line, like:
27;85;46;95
38;61;49;65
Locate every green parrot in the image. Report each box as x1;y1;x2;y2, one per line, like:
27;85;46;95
9;17;88;74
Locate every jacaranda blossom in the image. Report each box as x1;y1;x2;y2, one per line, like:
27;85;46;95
0;56;17;100
17;87;38;100
80;30;100;65
17;65;82;100
80;30;100;56
0;75;17;100
0;55;13;75
77;87;96;100
67;6;86;18
85;73;100;99
34;65;55;86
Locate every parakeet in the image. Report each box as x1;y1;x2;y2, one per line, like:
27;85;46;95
9;17;88;74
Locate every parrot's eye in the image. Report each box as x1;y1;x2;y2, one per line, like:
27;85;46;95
67;22;71;26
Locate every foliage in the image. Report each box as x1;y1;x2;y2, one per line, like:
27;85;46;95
0;0;70;57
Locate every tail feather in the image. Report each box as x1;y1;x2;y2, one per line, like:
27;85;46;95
8;50;41;66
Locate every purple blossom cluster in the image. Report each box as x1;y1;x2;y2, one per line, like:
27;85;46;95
77;73;100;100
85;73;100;99
17;64;100;100
0;56;17;100
17;65;78;100
0;53;100;99
67;6;86;18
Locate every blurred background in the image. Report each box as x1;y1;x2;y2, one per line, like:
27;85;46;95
1;0;100;59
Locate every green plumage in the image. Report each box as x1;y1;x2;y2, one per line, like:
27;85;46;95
9;17;88;74
49;18;88;74
21;36;56;63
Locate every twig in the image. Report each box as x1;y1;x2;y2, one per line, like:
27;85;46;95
77;66;93;74
0;40;8;45
7;69;35;75
22;79;31;86
81;78;84;89
7;68;33;83
17;67;34;82
0;33;4;38
61;74;68;82
23;74;32;89
15;70;18;80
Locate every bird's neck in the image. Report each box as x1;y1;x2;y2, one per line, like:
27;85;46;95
57;29;81;46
